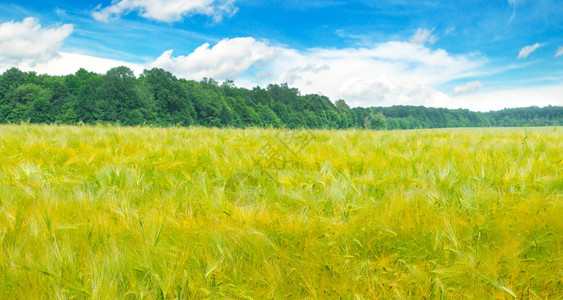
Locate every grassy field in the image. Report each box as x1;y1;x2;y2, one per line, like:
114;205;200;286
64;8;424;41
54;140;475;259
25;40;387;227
0;124;561;299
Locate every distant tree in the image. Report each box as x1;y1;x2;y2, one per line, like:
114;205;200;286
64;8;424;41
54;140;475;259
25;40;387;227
0;66;561;129
335;99;353;128
140;68;194;126
5;83;51;123
268;83;302;110
363;111;386;130
188;82;224;127
66;69;104;124
227;96;261;127
252;86;273;107
0;68;27;110
255;103;282;128
96;66;154;125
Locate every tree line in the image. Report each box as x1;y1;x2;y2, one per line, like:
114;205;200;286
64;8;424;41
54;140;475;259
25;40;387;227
0;66;561;129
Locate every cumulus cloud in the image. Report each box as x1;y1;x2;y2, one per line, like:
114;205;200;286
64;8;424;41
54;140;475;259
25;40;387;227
517;43;541;59
450;84;563;112
0;17;73;67
271;42;484;107
92;0;238;23
338;77;451;107
410;28;437;45
10;52;144;76
556;47;563;58
147;35;485;107
0;18;491;109
148;37;277;80
0;18;146;76
451;80;483;96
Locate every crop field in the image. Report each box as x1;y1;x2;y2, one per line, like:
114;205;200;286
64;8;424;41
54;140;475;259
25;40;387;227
0;124;561;298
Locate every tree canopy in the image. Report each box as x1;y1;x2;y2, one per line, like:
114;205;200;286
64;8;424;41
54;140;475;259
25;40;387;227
0;67;561;129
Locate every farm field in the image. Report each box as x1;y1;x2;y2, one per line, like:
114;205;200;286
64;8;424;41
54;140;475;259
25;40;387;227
0;124;561;298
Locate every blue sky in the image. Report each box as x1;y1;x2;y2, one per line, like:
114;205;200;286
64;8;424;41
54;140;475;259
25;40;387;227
0;0;562;111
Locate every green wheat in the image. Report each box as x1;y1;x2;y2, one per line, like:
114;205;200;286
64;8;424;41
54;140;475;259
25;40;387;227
0;124;561;298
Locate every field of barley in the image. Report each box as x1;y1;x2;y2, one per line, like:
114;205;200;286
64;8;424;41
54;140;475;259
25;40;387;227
0;124;561;298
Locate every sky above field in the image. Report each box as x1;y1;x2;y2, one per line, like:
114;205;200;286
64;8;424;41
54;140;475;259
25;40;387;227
1;0;562;111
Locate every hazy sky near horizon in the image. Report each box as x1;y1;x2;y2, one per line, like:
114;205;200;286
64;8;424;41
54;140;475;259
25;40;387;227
0;0;562;111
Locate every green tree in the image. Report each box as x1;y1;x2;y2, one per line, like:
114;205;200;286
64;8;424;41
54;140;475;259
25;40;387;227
255;103;282;128
96;66;154;125
0;68;26;100
188;82;224;127
141;68;195;126
0;66;561;129
363;111;386;130
4;83;51;123
67;69;104;124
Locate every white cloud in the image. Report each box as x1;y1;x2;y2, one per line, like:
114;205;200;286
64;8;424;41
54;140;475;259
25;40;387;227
451;80;483;96
337;77;451;107
55;8;68;18
0;18;143;76
9;46;557;112
146;37;486;107
410;28;437;45
11;52;144;76
508;0;521;20
92;0;237;23
555;47;563;58
272;43;484;107
148;37;277;80
517;43;541;59
8;17;550;111
447;85;563;112
0;17;73;67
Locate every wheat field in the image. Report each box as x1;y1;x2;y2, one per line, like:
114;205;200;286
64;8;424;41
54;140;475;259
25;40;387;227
0;124;561;298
